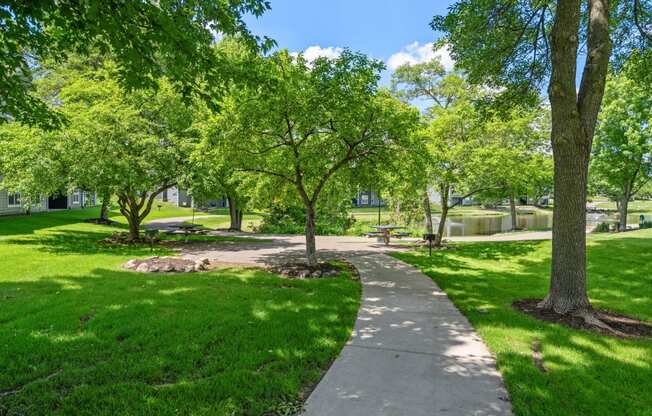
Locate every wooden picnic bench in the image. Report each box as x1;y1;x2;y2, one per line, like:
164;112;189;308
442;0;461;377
166;224;207;241
367;225;407;245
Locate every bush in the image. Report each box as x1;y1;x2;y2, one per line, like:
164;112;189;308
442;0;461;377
256;205;354;235
594;222;611;232
640;220;652;229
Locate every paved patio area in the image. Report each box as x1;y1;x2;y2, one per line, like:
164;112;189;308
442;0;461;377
147;217;512;415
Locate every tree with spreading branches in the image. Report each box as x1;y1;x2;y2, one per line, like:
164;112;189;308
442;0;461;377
3;58;200;240
433;0;652;325
0;0;272;129
216;50;418;266
591;56;652;231
391;59;476;236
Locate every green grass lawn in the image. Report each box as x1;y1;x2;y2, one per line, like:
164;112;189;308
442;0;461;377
0;208;360;415
593;199;652;213
185;208;264;232
135;202;209;223
393;231;652;416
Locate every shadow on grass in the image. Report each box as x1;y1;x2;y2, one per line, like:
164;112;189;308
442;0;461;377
393;236;652;416
0;208;103;237
2;229;166;257
0;267;360;415
3;226;272;258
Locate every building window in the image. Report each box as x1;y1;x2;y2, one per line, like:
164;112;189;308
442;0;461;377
360;193;369;205
72;191;81;204
8;192;21;207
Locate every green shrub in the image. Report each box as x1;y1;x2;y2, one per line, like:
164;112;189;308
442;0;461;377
594;222;611;232
256;205;354;235
640;220;652;229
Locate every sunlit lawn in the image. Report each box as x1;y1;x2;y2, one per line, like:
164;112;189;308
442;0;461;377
393;230;652;416
593;199;652;213
137;202;209;222
0;208;360;415
186;208;264;232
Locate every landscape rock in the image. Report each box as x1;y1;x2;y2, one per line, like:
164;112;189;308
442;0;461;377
125;259;139;269
123;256;208;274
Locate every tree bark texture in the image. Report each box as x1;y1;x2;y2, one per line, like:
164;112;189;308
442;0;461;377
423;191;433;234
540;0;611;315
434;183;450;247
509;195;518;231
127;215;141;241
117;185;173;242
227;196;243;231
100;193;110;221
305;204;318;267
618;193;630;231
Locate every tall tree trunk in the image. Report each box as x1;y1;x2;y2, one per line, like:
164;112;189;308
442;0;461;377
542;138;591;314
227;196;243;231
509;194;518;231
100;192;111;221
423;191;433;234
305;204;318;267
538;0;611;316
618;192;630;232
434;183;450;247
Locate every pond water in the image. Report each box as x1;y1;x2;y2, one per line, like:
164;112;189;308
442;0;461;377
435;212;651;237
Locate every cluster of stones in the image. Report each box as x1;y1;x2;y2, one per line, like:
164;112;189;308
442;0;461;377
123;256;210;273
102;232;158;245
270;263;343;279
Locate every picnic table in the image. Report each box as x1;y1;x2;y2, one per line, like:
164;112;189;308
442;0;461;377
167;223;206;241
366;225;409;245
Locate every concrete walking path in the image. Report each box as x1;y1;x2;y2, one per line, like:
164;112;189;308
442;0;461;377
302;253;511;416
146;217;513;415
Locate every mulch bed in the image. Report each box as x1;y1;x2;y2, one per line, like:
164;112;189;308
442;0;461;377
513;298;652;339
100;232;159;245
268;260;358;279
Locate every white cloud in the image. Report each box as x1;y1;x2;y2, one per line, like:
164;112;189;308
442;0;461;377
387;42;454;71
292;45;343;63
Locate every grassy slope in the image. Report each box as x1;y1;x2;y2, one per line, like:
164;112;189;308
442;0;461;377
0;208;360;415
393;231;652;416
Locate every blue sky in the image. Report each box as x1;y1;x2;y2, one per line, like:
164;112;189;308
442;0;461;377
244;0;456;85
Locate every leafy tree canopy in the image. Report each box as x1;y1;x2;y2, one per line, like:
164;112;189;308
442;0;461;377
431;0;652;104
212;49;419;264
1;0;273;128
0;57;200;239
591;56;652;229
